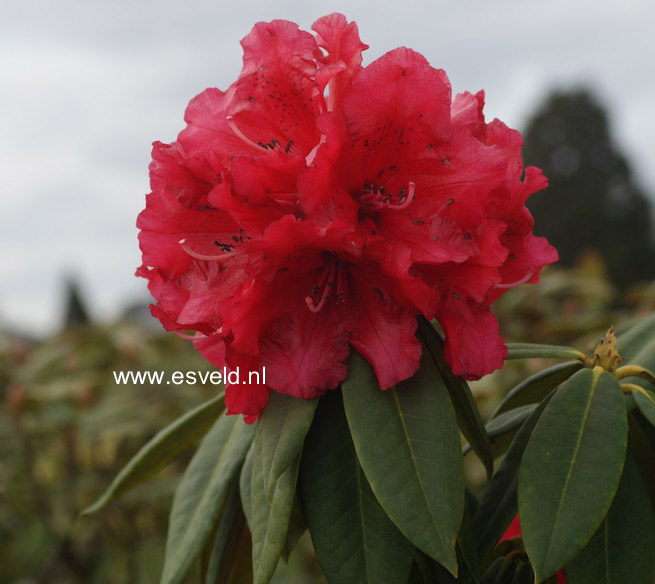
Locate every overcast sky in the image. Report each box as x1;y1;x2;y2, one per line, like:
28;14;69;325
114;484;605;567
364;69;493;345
2;0;654;335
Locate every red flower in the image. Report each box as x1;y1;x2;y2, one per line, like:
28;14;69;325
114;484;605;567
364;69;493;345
501;516;567;583
137;14;557;420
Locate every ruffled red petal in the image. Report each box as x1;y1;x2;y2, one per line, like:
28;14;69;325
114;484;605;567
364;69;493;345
348;267;422;389
341;47;451;192
224;349;269;422
230;20;320;155
137;142;239;280
259;306;350;399
311;13;368;110
437;294;507;380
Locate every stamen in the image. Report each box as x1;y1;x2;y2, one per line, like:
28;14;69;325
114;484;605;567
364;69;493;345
394;181;415;210
335;264;346;304
226;116;268;152
179;239;239;262
360;180;416;211
174;330;212;340
305;258;336;313
496;268;535;289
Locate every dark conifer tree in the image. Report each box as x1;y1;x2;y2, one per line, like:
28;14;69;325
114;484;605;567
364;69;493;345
523;89;655;287
63;277;90;328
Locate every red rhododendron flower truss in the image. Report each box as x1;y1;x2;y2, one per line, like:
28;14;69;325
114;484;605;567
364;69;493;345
136;13;557;421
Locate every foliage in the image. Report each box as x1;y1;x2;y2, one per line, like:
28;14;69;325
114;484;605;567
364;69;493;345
86;307;655;583
3;265;655;583
0;322;216;583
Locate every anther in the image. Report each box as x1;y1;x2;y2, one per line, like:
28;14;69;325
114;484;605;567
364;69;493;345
305;259;336;313
180;239;239;262
360;180;416;212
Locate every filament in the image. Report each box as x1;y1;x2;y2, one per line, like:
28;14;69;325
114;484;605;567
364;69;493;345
226;116;268;151
179;239;239;262
496;268;535;289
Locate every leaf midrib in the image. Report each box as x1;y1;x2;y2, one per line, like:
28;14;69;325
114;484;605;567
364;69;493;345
168;420;241;576
354;462;372;582
541;374;598;572
391;388;448;553
264;399;293;496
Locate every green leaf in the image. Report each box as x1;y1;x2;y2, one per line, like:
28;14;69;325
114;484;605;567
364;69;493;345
82;392;225;515
301;390;414;584
418;316;493;478
634;387;655;427
249;436;299;584
485;405;538;440
206;509;253;584
457;496;481;584
410;551;438;583
474;395;553;558
161;414;254;584
239;444;254;527
518;368;628;582
628;412;655;506
616;313;655;363
480;558;503;584
203;485;241;583
281;493;306;561
505;343;586;361
566;451;655;584
342;349;464;575
511;563;534;584
465;405;540;462
255;391;317;501
491;361;583;419
462;406;539;462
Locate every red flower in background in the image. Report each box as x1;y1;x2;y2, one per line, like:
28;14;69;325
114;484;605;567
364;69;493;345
137;13;557;420
501;516;567;583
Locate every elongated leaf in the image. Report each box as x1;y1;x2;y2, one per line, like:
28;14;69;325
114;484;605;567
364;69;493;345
511;563;534;584
342;350;464;575
301;390;414;584
634;387;655;426
491;361;582;419
505;343;586;361
567;451;655;583
463;405;538;458
239;444;254;527
204;485;241;583
474;395;553;558
629;412;655;506
616;313;655;362
418;316;493;478
480;558;503;584
399;498;481;584
282;493;306;561
249;437;299;584
161;414;254;584
82;392;225;515
457;497;481;584
207;510;253;584
255;391;317;501
518;368;628;582
485;405;538;440
410;551;438;583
